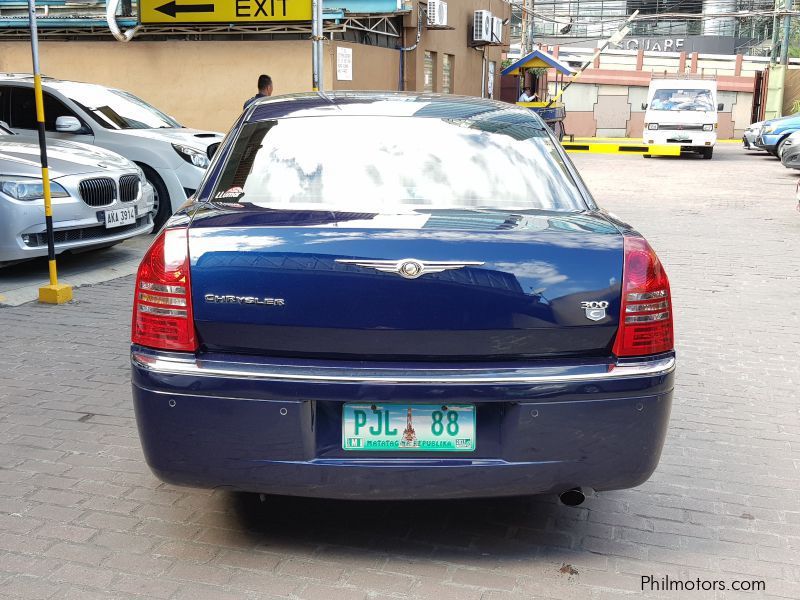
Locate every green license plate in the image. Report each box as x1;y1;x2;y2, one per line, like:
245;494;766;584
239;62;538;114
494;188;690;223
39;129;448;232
342;404;475;452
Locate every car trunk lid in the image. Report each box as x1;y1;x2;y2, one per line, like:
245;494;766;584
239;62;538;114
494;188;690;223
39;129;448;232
188;206;624;360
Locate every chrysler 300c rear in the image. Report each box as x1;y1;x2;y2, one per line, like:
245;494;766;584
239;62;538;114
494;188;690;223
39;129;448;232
130;93;675;501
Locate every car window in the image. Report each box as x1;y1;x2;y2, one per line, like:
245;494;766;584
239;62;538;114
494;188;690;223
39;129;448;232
9;87;37;129
212;115;588;213
50;82;180;130
0;86;8;125
7;87;83;131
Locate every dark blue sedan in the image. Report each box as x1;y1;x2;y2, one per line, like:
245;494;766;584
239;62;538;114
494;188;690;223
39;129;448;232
130;92;674;504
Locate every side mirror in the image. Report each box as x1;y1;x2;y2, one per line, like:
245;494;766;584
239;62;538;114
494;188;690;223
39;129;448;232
55;116;82;133
717;103;724;111
641;103;648;110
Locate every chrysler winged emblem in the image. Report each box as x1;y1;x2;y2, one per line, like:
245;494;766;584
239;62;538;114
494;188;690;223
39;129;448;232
335;258;484;279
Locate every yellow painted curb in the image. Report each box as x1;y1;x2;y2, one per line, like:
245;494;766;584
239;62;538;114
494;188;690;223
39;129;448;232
572;137;741;144
562;142;681;156
38;283;73;304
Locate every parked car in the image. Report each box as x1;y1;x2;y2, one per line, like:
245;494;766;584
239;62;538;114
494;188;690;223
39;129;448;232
755;112;800;157
643;75;720;159
0;121;154;267
0;74;223;228
780;130;800;169
742;120;764;149
130;93;675;503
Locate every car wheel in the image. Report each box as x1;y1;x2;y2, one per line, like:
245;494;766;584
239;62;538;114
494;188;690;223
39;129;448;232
138;164;171;231
702;147;713;159
549;121;565;141
777;138;789;158
643;154;652;159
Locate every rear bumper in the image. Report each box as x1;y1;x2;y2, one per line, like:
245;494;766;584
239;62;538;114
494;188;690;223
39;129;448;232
131;346;675;500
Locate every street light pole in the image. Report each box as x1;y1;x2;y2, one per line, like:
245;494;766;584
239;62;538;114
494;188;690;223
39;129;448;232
27;0;72;304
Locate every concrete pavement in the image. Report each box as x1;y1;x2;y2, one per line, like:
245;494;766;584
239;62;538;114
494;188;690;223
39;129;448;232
0;144;798;599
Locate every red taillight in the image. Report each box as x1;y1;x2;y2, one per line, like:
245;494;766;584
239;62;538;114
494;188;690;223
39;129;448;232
131;227;198;352
612;236;673;358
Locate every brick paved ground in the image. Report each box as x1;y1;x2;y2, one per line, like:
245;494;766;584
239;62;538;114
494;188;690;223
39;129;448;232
0;145;798;599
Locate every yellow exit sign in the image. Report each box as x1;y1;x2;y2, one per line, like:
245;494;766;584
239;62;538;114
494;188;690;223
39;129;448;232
140;0;312;24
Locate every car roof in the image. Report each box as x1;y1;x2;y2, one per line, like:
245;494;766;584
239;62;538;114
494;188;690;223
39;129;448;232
0;74;105;90
246;92;547;128
0;73;54;83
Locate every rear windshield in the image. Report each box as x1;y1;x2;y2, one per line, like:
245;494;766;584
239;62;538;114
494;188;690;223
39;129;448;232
211;115;588;212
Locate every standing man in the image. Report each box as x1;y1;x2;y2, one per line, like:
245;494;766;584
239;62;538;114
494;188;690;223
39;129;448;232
243;74;273;110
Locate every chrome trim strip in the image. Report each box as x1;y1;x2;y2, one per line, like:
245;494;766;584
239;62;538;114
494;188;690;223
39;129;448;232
138;305;187;317
140;282;186;295
131;350;675;385
627;290;667;301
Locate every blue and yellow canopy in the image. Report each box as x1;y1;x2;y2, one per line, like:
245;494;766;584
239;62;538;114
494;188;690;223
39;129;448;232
501;49;575;76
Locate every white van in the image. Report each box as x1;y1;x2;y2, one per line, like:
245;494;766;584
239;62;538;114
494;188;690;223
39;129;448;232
642;75;720;159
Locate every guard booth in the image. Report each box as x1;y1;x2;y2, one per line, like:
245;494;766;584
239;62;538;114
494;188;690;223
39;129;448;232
501;49;575;140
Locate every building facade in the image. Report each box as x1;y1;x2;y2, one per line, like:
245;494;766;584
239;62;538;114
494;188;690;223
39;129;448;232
0;1;509;132
511;0;776;56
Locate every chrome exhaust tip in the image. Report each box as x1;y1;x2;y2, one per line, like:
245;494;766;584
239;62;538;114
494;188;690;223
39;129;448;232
559;487;586;506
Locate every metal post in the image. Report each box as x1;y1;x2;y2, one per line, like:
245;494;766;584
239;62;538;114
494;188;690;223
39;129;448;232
317;0;324;90
481;47;486;98
28;0;71;304
311;0;323;92
781;0;792;65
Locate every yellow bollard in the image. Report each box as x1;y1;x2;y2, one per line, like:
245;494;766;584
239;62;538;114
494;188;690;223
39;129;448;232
27;0;72;304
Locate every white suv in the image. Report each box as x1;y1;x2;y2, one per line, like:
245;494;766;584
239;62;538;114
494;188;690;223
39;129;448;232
0;74;224;228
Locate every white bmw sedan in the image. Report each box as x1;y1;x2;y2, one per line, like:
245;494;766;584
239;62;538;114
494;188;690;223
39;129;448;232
0;122;154;267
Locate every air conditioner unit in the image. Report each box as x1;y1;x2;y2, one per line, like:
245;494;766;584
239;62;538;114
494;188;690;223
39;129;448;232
492;16;503;44
427;0;448;27
473;10;493;43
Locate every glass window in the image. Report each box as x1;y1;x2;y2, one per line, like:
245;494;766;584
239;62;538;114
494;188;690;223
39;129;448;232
8;88;85;131
650;88;714;111
8;87;37;130
213;115;587;213
442;54;454;94
423;51;436;93
0;86;7;125
50;82;181;129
